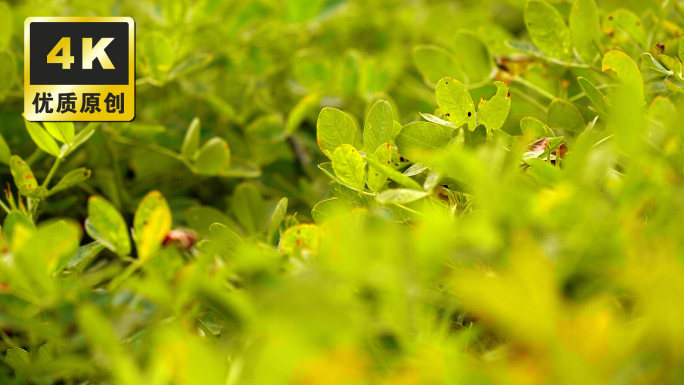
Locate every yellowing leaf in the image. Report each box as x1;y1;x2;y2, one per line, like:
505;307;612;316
133;190;172;261
280;223;320;255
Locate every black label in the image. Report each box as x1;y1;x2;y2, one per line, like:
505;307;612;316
29;22;129;85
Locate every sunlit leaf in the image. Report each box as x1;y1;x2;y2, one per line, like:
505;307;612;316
316;107;357;158
24;119;61;157
602;50;644;103
395;122;451;161
435;77;476;129
477;81;511;132
332;144;366;192
311;198;354;224
367;142;392;192
363;100;394;156
376;189;429;204
133;190;172;261
43;122;74;144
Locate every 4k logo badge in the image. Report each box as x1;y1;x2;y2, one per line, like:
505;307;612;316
24;17;135;122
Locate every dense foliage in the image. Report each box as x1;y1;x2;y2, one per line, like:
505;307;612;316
1;0;684;383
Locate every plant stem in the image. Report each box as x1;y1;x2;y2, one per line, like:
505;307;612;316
41;157;62;188
0;200;10;214
111;135;196;171
512;76;556;101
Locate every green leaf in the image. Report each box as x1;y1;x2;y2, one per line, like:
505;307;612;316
435;77;476;129
642;53;671;75
65;122;99;157
194;137;231;175
311;198;355;224
477;81;511;132
133;190;172;261
142;32;174;82
420;113;457;129
569;0;602;64
658;54;681;75
48;168;91;196
87;196;131;257
18;220;82;273
602;50;644;103
285;92;321;135
217;157;261;178
412;45;463;85
364;100;394;156
520;117;554;138
524;0;574;61
3;212;35;242
577;77;606;113
181;117;201;160
43;122;74;144
453;31;493;86
280;223;320;255
316;107;357;158
332;144;366;192
5;348;29;370
24;119;61;157
318;162;358;190
0;50;16;96
548;99;585;133
203;223;244;257
649;96;677;126
679;38;684;63
331;181;370;206
602;9;646;47
185;205;240;236
396;122;451;162
367;143;392;192
67;241;105;271
365;156;424;191
423;169;442;191
231;183;267;235
376;189;429;204
267;197;288;245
